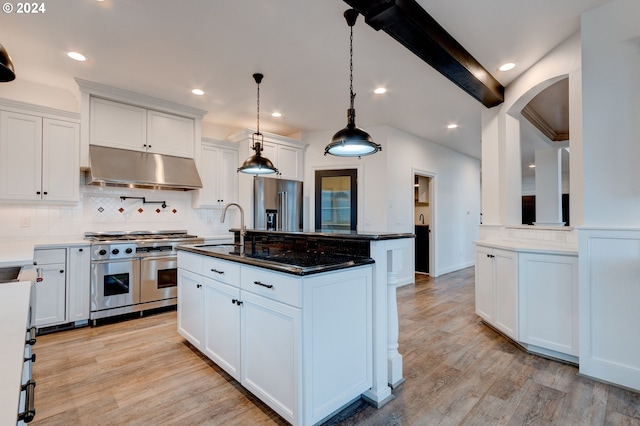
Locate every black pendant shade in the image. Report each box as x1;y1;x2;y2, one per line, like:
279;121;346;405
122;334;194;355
238;73;278;175
0;44;16;82
325;9;381;158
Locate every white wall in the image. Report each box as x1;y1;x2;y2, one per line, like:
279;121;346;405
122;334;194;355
303;125;480;280
581;0;640;226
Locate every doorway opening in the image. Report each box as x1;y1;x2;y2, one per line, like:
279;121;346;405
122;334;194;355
414;173;433;275
315;169;357;231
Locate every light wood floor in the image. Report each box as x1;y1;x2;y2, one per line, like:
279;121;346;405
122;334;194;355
31;268;640;425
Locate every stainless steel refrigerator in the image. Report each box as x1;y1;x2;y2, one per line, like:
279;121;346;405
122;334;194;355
254;177;303;231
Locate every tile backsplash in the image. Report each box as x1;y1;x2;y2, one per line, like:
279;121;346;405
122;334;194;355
0;183;234;240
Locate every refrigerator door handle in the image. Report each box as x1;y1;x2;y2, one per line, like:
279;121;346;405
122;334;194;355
279;191;287;230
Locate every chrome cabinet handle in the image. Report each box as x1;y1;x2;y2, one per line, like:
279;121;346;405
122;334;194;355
253;281;273;289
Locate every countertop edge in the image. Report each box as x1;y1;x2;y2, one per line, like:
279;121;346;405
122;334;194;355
232;228;415;241
177;245;375;276
474;240;578;255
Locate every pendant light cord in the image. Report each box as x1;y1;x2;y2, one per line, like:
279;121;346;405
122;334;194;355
256;79;261;135
349;23;355;110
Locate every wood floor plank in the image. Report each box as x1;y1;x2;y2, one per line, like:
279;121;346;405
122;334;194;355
30;268;640;426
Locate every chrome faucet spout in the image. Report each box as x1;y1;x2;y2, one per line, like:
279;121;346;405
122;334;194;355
221;203;245;250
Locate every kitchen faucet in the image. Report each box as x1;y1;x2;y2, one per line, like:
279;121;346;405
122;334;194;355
221;203;245;252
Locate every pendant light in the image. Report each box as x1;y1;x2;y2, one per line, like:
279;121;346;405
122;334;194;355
238;73;279;175
0;44;16;82
325;9;381;158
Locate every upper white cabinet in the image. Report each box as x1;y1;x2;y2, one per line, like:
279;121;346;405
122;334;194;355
89;97;194;158
230;130;307;181
192;139;239;208
0;110;80;202
89;97;146;151
76;78;207;168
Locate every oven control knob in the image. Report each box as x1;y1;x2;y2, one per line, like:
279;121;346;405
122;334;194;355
112;248;120;255
125;248;133;254
99;249;107;256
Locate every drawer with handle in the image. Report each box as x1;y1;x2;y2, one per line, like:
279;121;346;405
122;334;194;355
240;265;301;307
203;257;240;286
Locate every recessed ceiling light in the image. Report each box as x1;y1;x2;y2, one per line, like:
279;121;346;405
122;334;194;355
374;87;387;94
271;112;282;118
447;123;458;129
191;89;204;96
67;51;86;62
499;62;516;72
529;164;536;168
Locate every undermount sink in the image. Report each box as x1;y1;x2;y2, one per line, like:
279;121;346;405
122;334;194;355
0;266;22;283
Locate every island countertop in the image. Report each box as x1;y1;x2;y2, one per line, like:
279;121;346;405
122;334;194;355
178;243;374;276
231;228;415;241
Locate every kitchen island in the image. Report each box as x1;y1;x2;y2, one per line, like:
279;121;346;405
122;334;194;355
177;229;413;426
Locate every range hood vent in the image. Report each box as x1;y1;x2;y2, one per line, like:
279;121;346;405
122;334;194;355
86;145;203;191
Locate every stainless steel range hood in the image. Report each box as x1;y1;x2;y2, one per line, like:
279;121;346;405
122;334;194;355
86;145;203;191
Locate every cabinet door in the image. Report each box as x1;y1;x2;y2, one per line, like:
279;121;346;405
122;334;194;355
177;268;203;348
67;246;90;322
203;278;241;380
519;253;578;355
90;97;146;151
493;249;517;338
475;246;494;322
0;111;42;200
198;144;222;206
146;110;194;158
42;119;80;202
277;145;302;181
35;262;67;327
241;291;299;424
218;148;239;204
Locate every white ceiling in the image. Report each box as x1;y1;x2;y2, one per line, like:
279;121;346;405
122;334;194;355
1;0;613;159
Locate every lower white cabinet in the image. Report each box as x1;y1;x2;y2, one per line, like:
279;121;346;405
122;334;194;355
34;244;91;329
34;248;67;327
177;268;204;348
67;245;90;322
475;243;579;362
177;251;372;426
519;252;578;357
203;277;241;379
475;245;517;339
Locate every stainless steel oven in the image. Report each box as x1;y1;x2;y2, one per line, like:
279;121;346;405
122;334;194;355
86;230;203;323
140;255;177;304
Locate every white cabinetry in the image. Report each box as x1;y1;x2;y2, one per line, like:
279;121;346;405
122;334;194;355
0;111;79;202
475;242;579;363
34;244;91;329
34;249;67;327
67;245;91;323
231;130;306;181
177;268;204;348
519;252;578;357
193;139;239;208
177;250;372;426
475;245;517;339
90;97;194;158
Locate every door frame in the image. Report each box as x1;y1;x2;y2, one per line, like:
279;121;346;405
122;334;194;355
413;168;436;277
311;164;364;232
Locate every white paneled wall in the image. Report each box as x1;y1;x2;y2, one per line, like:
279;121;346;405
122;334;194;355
0;175;235;239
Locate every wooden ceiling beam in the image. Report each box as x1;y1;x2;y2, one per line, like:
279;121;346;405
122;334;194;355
344;0;504;108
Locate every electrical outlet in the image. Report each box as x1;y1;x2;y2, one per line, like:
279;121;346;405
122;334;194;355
20;216;31;228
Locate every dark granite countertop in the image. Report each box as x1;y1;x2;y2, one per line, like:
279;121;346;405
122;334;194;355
233;228;415;241
178;244;375;276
